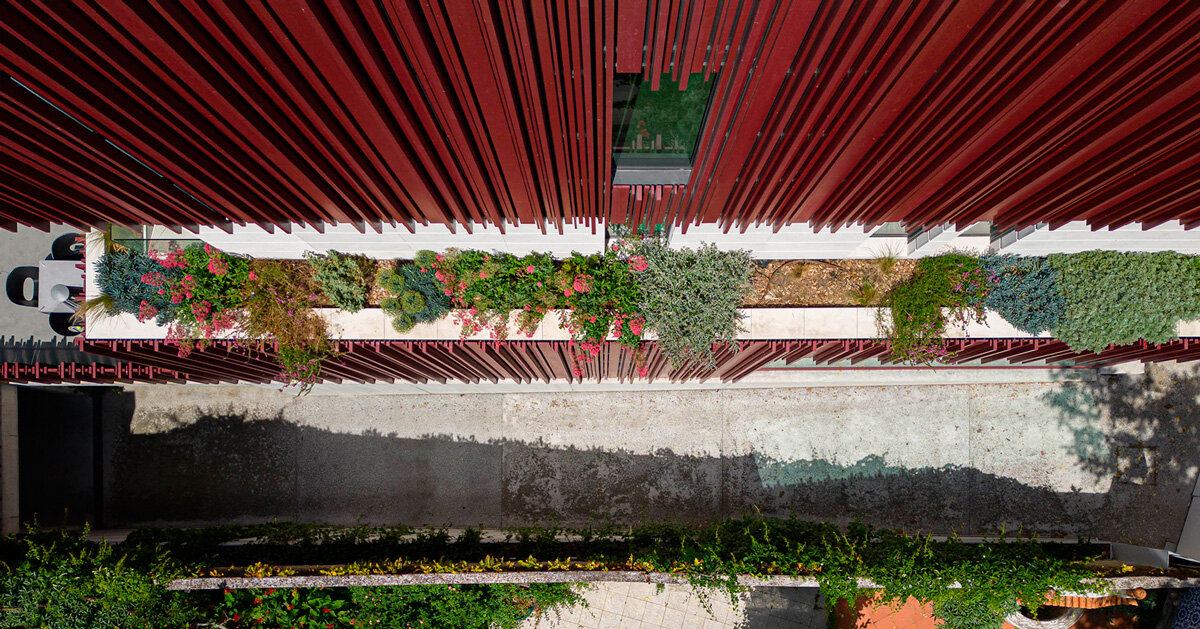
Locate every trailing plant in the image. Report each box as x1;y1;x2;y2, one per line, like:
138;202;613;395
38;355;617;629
217;586;350;628
306;250;373;313
882;254;992;364
625;239;754;369
107;517;1104;629
1049;250;1200;352
979;255;1064;335
240;259;333;393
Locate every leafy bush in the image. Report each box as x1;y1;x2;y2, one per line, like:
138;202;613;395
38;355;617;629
979;255;1063;335
217;586;349;627
95;248;180;323
432;247;644;359
349;584;581;629
400;290;425;315
376;267;406;295
240;260;333;394
0;528;199;629
883;254;991;364
625;240;753;369
376;262;451;334
1049;251;1200;352
398;263;451;322
306;250;373;312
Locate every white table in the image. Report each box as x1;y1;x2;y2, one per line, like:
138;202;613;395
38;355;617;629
37;260;85;314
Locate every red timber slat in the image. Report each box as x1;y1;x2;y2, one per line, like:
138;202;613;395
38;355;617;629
11;336;1200;387
4;1;1200;232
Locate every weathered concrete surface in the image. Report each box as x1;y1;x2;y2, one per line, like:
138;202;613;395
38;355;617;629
101;365;1200;545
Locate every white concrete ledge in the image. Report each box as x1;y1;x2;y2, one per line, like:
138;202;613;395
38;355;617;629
83;306;1200;342
166;570;1198;591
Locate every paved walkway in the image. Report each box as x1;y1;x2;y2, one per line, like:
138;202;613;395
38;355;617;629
521;583;824;629
94;365;1200;545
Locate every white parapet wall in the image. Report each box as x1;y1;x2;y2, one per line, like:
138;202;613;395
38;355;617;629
184;219;1200;261
195;221;604;259
667;223;879;259
996;220;1200;255
79;306;1071;342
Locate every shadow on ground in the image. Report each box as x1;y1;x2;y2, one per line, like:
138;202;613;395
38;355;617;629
85;367;1200;546
1040;363;1200;546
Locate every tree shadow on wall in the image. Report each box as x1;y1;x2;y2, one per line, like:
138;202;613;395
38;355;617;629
1040;363;1200;546
94;398;1182;546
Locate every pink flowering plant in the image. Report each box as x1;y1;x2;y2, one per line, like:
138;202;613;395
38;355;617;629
98;242;249;344
881;254;994;364
430;246;646;374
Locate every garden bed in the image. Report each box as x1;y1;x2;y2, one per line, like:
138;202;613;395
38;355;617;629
746;258;918;306
84;232;1200;390
254;258;919;309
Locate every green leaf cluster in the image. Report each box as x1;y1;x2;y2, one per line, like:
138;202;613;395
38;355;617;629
378;256;451;333
979;254;1064;335
305;249;373;313
1049;251;1200;352
0;528;198;629
883;254;990;364
626;239;754;368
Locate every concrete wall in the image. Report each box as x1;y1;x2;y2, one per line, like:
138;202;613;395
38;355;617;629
195;221;604;259
997;220;1200;255
668;223;877;259
190;220;1200;260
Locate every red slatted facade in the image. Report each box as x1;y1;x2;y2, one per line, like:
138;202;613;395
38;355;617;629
0;338;1186;386
2;1;1200;232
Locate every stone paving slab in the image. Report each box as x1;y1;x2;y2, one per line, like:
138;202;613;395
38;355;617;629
521;583;825;629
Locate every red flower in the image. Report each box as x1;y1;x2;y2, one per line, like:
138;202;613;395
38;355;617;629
323;607;331;613
525;265;535;273
254;597;262;604
233;614;242;621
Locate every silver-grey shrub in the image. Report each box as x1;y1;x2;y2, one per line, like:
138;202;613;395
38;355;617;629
628;239;753;369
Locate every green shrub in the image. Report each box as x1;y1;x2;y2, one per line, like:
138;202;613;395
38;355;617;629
348;584;581;629
1049;251;1200;352
0;528;199;629
626;240;753;368
413;249;438;270
66;518;1096;629
380;296;404;316
217;587;349;627
979;255;1063;335
392;314;416;333
388;264;450;323
375;267;406;295
883;254;990;364
400;290;426;315
306;250;373;312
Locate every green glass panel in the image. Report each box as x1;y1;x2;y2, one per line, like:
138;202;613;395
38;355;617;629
613;73;714;167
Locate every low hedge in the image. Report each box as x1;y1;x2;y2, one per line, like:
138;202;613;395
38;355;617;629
2;518;1108;629
885;249;1200;362
1048;251;1200;352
